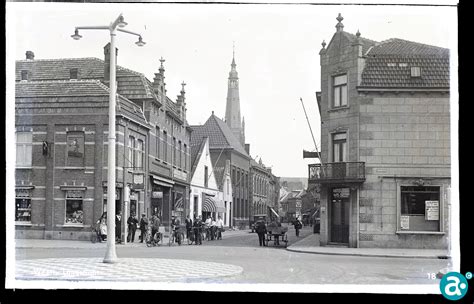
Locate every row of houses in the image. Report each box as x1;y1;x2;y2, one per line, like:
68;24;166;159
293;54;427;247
14;46;280;240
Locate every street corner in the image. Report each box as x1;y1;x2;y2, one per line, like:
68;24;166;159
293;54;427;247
15;257;244;283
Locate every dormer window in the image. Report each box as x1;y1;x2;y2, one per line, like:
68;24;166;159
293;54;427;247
21;70;28;81
70;68;78;80
411;66;421;77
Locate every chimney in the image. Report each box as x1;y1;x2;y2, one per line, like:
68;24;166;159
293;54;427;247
103;43;118;83
245;144;250;155
25;51;35;60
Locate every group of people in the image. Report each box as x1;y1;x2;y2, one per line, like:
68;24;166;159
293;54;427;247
96;212;226;245
185;215;225;245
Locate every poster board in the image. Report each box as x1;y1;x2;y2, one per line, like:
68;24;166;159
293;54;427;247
425;200;439;221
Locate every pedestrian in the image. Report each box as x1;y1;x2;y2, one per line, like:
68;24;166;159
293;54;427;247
115;211;122;244
210;217;217;240
185;215;193;241
256;220;267;247
127;212;139;243
151;214;160;241
216;216;224;240
139;213;148;243
193;215;203;245
96;212;107;242
294;217;303;237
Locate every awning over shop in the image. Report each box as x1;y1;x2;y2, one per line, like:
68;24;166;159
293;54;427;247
202;194;225;213
268;206;280;218
151;175;174;187
174;197;184;210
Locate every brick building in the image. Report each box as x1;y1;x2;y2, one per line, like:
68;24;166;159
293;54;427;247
14;47;191;240
309;15;451;248
249;158;279;221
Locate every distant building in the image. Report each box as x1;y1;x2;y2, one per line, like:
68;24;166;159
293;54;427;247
309;15;450;248
190;113;251;228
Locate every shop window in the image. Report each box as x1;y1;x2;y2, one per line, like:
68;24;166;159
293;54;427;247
333;74;348;107
65;190;84;224
66;131;85;167
15;189;31;222
16;131;32;167
400;186;440;232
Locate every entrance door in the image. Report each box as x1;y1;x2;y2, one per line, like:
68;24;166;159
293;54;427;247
331;188;350;244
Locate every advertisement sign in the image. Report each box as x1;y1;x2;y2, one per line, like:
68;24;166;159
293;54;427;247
152;191;163;199
132;173;144;190
400;215;410;230
425;201;439;221
333;188;350;198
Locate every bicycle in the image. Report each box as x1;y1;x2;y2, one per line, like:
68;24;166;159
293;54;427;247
189;226;204;245
146;229;162;247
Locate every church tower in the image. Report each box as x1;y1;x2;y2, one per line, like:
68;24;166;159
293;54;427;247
225;46;245;146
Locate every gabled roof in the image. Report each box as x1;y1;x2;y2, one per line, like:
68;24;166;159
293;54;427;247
190;137;207;178
16;58;159;101
190;114;249;158
360;38;450;89
15;80;149;127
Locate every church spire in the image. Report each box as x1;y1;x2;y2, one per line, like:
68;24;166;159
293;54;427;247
225;44;245;146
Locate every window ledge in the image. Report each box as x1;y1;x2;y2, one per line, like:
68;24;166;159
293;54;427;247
328;106;350;113
63;167;86;170
57;224;85;228
16;166;33;170
15;222;32;226
396;231;445;235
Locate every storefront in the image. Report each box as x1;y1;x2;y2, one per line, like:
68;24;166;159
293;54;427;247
102;182;122;217
150;175;173;219
201;192;225;221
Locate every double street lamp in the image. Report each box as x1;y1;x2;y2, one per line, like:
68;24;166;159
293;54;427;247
72;14;145;263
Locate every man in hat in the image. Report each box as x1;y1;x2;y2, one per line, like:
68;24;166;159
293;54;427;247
139;213;148;243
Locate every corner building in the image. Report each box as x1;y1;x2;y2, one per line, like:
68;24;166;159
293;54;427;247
310;15;451;249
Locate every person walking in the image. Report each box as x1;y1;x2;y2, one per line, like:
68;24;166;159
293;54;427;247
193;215;203;245
96;212;107;242
139;213;148;243
115;211;122;244
256;220;267;246
127;212;139;243
151;214;161;241
216;216;224;240
185;215;193;241
294;217;303;237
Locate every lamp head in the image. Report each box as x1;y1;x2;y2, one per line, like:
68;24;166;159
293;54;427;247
117;15;128;28
71;29;82;40
135;36;146;47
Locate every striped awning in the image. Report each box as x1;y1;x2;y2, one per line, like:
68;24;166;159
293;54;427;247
174;197;184;210
202;194;225;213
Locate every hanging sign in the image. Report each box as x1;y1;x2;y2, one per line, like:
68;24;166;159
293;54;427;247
425;201;439;221
400;215;410;230
133;173;145;190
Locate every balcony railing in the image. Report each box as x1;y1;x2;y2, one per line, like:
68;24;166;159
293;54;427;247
308;162;365;184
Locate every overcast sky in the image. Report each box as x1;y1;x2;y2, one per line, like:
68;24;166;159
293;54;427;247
7;2;457;178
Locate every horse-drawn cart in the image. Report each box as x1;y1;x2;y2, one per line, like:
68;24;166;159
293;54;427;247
265;225;288;248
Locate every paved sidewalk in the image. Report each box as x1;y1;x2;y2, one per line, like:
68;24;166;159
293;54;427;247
15;257;243;282
287;233;451;259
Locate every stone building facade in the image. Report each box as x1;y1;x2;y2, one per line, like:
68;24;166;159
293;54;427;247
310;15;450;249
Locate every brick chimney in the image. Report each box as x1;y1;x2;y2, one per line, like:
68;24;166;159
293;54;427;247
103;43;118;83
245;144;250;155
25;51;35;60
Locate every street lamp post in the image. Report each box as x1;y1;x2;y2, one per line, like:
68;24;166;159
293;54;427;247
72;14;145;263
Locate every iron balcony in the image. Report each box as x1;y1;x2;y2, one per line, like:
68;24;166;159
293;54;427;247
308;162;365;184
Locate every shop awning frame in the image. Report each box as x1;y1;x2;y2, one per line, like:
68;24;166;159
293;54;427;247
202;194;225;213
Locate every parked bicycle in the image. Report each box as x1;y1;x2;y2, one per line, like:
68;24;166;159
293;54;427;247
146;227;162;247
